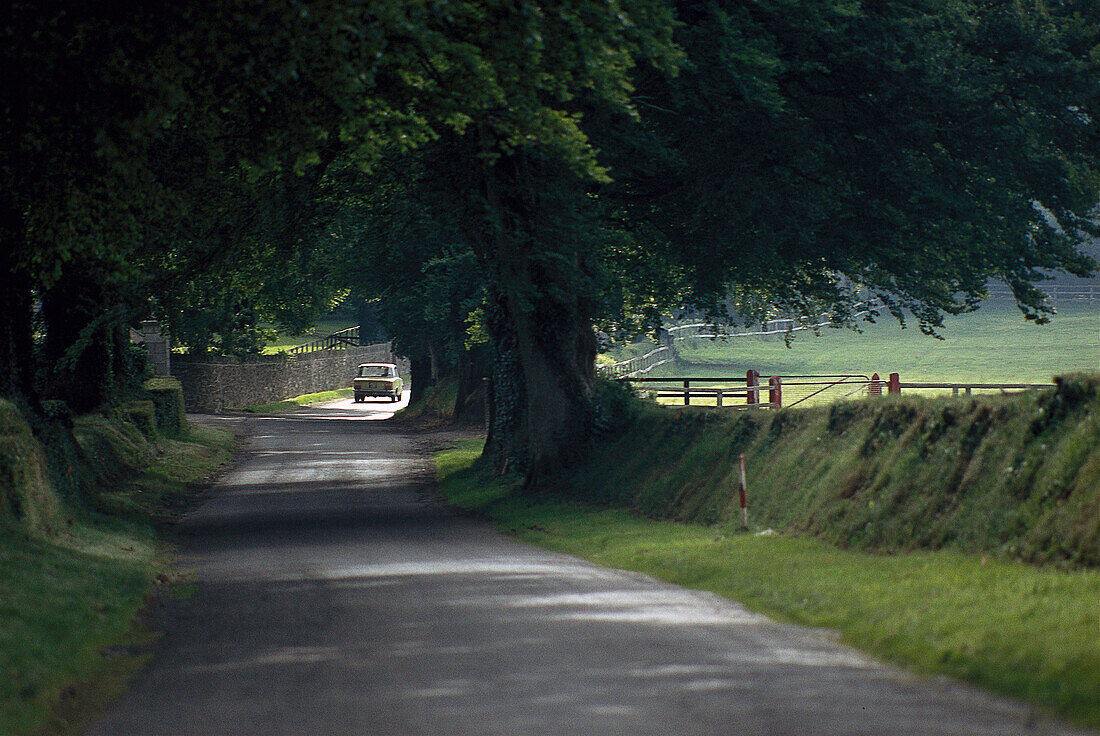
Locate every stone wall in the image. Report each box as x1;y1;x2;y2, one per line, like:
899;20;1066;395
174;343;409;413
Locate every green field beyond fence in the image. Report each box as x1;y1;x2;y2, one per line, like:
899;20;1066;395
261;319;359;355
611;302;1099;393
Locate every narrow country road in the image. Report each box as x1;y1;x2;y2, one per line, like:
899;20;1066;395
85;399;1091;736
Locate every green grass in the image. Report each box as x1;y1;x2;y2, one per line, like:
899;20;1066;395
396;381;456;426
240;387;354;413
261;318;358;354
569;379;1100;566
0;420;234;735
436;438;1100;730
670;301;1100;385
0;527;157;735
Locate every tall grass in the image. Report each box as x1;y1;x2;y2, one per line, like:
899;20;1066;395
568;375;1100;566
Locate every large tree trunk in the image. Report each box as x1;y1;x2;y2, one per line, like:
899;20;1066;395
472;150;601;480
40;257;118;412
485;283;598;480
453;344;488;426
408;352;434;397
0;203;38;406
0;265;38;406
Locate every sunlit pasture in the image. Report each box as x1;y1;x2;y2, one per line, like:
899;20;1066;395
608;300;1100;407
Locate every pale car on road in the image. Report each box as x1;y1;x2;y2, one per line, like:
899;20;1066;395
353;363;404;403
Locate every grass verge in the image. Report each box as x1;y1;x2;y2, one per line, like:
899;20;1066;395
0;420;234;735
436;438;1100;730
240;387;354;413
394;381;456;427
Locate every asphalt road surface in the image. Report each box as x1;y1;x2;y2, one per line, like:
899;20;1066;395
85;398;1093;736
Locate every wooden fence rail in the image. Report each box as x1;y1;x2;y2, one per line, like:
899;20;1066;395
286;326;361;356
619;371;1057;410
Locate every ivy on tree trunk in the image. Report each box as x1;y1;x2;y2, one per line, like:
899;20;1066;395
474;151;601;480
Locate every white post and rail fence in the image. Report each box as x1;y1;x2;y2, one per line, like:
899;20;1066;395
597;346;674;379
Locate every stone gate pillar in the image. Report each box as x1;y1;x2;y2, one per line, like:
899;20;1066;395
140;320;171;376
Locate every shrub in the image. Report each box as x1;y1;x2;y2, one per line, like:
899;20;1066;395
0;399;61;532
594;378;639;434
143;377;186;436
117;400;159;441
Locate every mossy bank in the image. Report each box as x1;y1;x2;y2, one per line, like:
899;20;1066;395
564;373;1100;567
0;380;234;735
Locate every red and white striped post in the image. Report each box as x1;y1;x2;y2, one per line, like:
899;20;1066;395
869;372;882;397
738;453;749;530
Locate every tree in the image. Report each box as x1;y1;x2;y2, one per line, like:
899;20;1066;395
352;0;1099;481
5;0;1096;486
322;148;488;405
1;0;677;411
610;0;1100;329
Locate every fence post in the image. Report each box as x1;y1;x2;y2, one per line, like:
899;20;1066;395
716;390;723;408
684;379;691;406
869;372;882;397
768;375;782;408
746;369;759;406
888;372;901;395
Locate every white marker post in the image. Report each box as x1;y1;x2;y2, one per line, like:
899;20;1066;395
738;453;749;530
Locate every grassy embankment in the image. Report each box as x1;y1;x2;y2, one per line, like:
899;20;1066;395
0;381;234;735
436;374;1100;728
241;387;354;413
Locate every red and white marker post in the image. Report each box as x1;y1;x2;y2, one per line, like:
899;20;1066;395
738;453;749;530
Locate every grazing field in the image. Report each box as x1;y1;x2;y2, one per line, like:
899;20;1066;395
669;301;1100;384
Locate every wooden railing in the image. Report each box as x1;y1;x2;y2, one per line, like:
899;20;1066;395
889;377;1054;396
668;287;1099;345
620;371;1057;410
626;374;890;409
286;326;361;356
627;375;782;409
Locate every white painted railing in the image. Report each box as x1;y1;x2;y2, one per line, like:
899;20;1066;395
597;346;673;379
667;302;879;341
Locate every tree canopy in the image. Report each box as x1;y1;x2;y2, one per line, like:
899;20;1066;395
2;0;1097;476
